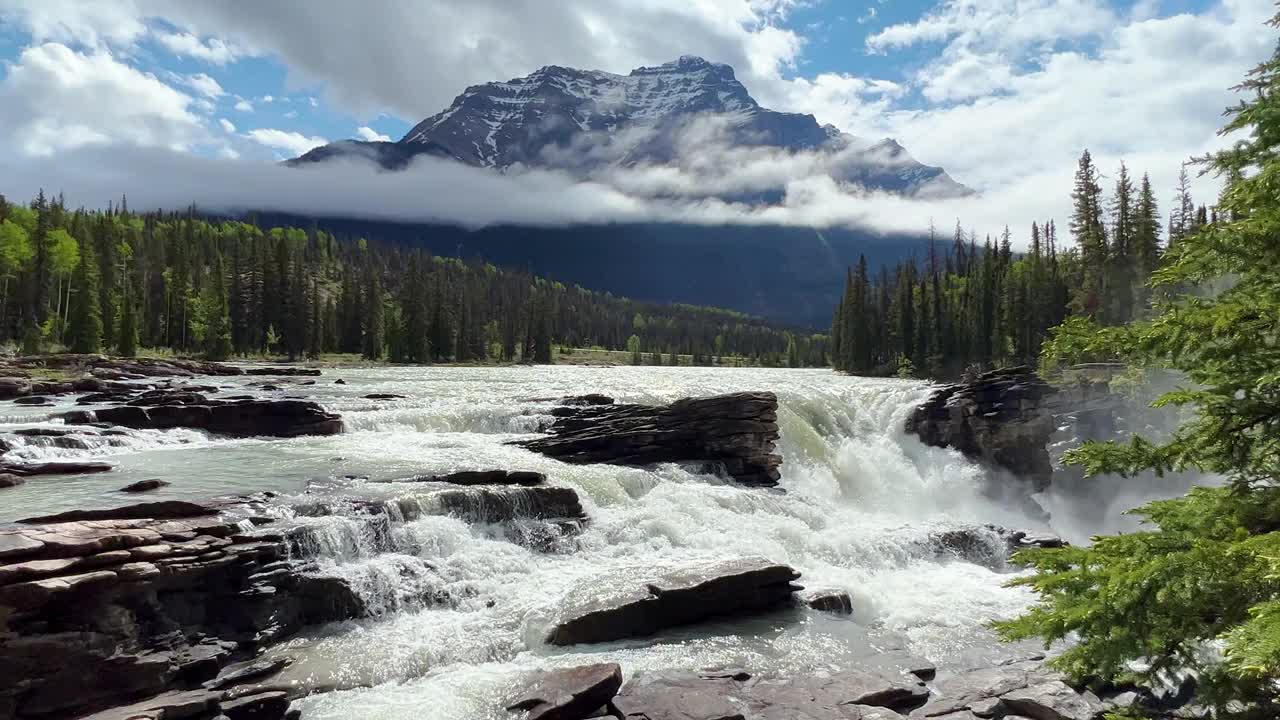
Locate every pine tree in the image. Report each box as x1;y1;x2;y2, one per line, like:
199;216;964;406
362;271;384;360
1134;173;1162;312
1107;161;1136;323
203;254;232;361
67;239;102;354
118;290;138;357
1069;149;1108;317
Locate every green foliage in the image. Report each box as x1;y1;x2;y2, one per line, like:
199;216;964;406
999;17;1280;715
66;239;102;354
0;219;33;276
627;334;642;365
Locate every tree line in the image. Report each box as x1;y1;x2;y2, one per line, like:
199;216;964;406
0;196;830;366
831;151;1212;379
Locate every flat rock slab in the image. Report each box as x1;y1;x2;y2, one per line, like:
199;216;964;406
66;398;343;437
614;669;926;719
120;479;172;493
546;557;801;645
387;469;546;486
515;392;782;486
506;663;623;720
19;500;219;524
0;461;113;476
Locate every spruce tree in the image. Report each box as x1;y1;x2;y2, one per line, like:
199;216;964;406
1000;21;1280;713
67;239;102;354
1069;149;1108;317
203;254;232;361
362;271;384;360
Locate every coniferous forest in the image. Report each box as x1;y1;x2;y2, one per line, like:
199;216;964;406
0;195;831;367
831;154;1208;379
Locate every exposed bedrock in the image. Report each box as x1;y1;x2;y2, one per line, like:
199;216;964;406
63;398;343;437
0;498;364;720
545;557;801;645
905;366;1058;490
505;658;1144;720
515;391;783;486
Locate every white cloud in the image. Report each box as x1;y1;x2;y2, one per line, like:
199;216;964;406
245;128;327;156
183;72;224;98
234;98;253;112
283;110;297;119
857;7;877;24
155;31;241;65
0;42;206;156
354;126;391;142
0;0;147;48
218;118;235;133
260;94;274;103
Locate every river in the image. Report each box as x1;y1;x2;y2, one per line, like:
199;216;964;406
0;365;1131;719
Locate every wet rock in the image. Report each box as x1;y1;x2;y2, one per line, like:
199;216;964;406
71;399;343;437
13;427;80;437
18;499;219;524
391;469;547;486
13;395;51;405
205;657;292;691
561;393;614;406
0;460;113;476
905;366;1057;490
120;479;172;493
798;587;853;615
126;389;210;406
363;392;406;400
0;473;25;488
506;663;623;720
517;391;783;486
219;690;291;720
546;557;801;645
0;506;365;719
334;378;346;385
432;486;584;524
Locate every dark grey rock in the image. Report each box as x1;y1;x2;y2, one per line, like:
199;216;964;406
18;500;218;524
506;663;623;720
905;367;1057;489
798;587;853;615
516;392;782;486
0;460;113;476
390;469;547;486
70;399;343;437
547;557;800;645
120;479;171;493
0;473;24;488
999;680;1106;720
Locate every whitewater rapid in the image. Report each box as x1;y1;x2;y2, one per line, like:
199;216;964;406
0;366;1092;719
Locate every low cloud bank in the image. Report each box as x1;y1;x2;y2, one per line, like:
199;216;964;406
0;141;1096;247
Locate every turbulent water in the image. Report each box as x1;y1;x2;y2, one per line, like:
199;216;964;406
0;366;1155;719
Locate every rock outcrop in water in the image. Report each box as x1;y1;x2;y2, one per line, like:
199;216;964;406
0;497;363;720
546;557;801;645
516;392;783;486
506;663;624;720
905;366;1058;489
63;398;343;437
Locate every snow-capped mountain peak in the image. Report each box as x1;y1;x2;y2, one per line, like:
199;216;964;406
292;57;971;198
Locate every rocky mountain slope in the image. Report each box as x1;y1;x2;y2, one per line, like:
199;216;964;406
292;56;969;199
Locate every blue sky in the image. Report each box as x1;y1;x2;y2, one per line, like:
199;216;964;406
0;0;1270;238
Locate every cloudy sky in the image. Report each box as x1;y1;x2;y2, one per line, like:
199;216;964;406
0;0;1272;242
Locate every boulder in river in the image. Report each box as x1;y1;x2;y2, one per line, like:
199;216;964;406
18;499;220;524
516;391;783;486
120;479;172;493
67;398;343;437
546;557;801;645
505;663;623;720
905;366;1058;490
0;473;25;488
798;587;854;615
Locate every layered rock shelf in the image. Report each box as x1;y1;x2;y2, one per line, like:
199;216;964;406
515;392;783;486
905;366;1058;489
546;557;802;645
0;498;365;720
63;398;343;438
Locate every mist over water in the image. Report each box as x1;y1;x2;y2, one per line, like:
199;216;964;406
0;366;1196;719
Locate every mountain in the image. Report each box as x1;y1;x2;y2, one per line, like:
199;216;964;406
292;56;970;198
